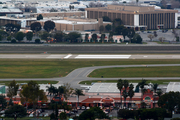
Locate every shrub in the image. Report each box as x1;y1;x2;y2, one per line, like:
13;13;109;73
59;112;67;120
35;39;41;43
11;39;16;43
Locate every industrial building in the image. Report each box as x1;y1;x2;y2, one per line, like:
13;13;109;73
85;4;178;30
38;17;111;31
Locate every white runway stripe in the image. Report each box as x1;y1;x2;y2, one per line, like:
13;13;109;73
64;54;72;59
75;55;131;59
46;55;64;58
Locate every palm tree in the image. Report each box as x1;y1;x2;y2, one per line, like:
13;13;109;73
73;89;84;107
46;84;55;100
137;79;148;108
151;83;159;108
123;80;129;91
128;83;134;108
156;89;163;97
117;79;124;109
122;90;128;108
58;86;64;103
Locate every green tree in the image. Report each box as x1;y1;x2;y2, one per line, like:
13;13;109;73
92;33;97;43
46;84;56;100
102;16;111;22
7;36;11;41
0;30;8;40
122;27;128;40
114;25;124;35
40;31;49;41
73;89;84;107
122;90;128;108
54;32;63;42
20;81;47;114
60;112;67;120
8;99;13;106
68;32;81;43
117;79;123;109
128;83;134;108
63;83;74;100
0;95;7;110
5;104;27;118
5;23;21;32
99;25;104;34
101;34;105;43
123;80;129;107
113;18;123;27
137;79;148;108
79;107;109;120
44;20;55;32
127;29;135;42
105;24;112;32
0;34;2;41
156;89;163;97
35;39;40;43
158;91;180;113
30;22;42;32
151;83;159;108
132;33;142;43
85;33;89;42
7;80;19;100
58;86;64;103
26;32;33;41
15;32;24;42
109;31;113;41
37;14;43;20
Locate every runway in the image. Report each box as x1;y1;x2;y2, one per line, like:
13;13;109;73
0;54;180;59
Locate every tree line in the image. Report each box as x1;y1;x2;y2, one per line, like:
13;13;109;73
0;80;85;120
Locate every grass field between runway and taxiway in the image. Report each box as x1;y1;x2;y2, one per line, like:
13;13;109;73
88;66;180;78
0;80;58;86
0;59;180;78
79;80;180;85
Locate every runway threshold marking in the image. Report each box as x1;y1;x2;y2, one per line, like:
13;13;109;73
75;55;131;59
64;54;72;59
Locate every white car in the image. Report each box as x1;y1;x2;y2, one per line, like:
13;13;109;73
29;113;34;117
44;113;49;117
1;114;5;117
86;107;90;110
0;110;5;114
81;106;85;110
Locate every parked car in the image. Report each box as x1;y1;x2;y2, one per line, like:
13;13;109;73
86;107;90;110
81;106;85;110
1;114;5;117
44;113;49;117
29;113;34;117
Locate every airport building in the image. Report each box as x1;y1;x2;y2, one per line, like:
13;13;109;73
85;4;178;30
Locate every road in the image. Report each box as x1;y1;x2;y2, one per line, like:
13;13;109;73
1;64;180;88
0;44;180;53
0;54;180;59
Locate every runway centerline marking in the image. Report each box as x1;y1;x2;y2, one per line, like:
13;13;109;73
75;55;131;59
64;54;72;59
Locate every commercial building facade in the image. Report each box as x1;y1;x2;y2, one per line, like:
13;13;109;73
85;5;178;30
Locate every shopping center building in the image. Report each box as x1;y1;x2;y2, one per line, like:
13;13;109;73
85;4;178;30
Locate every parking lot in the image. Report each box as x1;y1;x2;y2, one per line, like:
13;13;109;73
138;29;177;41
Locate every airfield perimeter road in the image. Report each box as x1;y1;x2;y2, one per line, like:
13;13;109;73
0;44;180;53
1;64;180;88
